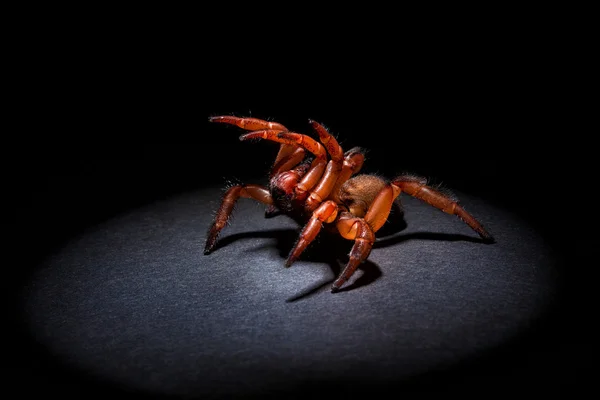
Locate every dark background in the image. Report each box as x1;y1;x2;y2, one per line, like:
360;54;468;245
7;20;594;397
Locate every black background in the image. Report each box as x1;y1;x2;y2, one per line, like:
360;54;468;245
7;17;594;398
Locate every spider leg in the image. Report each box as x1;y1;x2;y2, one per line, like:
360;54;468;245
295;158;327;200
240;130;327;159
364;183;402;232
270;146;306;177
241;130;329;197
329;180;417;292
304;120;345;211
331;183;399;292
204;184;273;254
333;213;375;292
209;115;288;131
273;144;300;173
285;200;338;267
309;120;344;162
391;174;494;241
208;115;297;176
329;147;366;203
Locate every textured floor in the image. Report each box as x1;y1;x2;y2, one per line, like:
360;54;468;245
20;185;558;398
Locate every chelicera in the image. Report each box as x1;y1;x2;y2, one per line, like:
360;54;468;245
205;115;494;292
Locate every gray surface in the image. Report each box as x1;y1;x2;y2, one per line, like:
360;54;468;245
21;185;557;398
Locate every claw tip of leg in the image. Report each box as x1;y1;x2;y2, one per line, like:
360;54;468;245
479;231;495;244
483;236;496;244
204;244;214;255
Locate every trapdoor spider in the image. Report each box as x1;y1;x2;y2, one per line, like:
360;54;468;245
205;116;494;292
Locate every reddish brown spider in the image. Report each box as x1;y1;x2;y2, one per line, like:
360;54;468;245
205;115;494;292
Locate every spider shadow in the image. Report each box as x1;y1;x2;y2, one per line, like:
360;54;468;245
214;227;383;301
374;230;490;249
372;202;493;248
283;238;383;302
208;228;296;253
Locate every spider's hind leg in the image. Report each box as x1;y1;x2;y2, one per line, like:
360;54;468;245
205;184;273;254
391;174;494;242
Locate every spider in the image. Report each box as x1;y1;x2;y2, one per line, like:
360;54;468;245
205;115;494;292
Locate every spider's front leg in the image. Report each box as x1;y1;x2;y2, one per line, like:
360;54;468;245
208;115;298;175
204;184;273;254
209;115;287;131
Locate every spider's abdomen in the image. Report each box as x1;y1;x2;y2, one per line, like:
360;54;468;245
338;174;388;218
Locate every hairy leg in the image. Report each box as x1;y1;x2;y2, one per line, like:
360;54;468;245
205;184;273;254
285;200;338;267
391;174;494;241
333;213;375;292
208;115;298;177
309;120;344;162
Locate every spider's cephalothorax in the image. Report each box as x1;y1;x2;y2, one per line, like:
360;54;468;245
205;116;494;292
